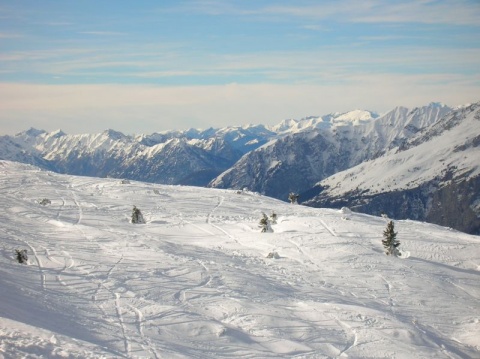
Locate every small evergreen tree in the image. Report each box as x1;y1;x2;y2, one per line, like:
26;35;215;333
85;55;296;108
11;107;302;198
131;205;145;224
270;211;277;224
15;249;28;264
288;192;299;204
259;213;273;233
39;198;51;206
266;251;280;259
382;221;401;256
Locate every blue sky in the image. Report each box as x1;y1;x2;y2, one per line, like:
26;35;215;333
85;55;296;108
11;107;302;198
1;0;479;135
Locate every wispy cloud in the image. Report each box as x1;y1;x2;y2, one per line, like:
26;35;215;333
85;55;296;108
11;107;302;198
161;0;257;16
358;35;414;42
1;41;479;86
177;0;480;26
0;32;23;39
41;21;73;27
78;31;127;36
352;0;480;26
301;24;330;32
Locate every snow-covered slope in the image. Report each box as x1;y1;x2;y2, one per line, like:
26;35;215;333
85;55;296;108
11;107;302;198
304;103;480;234
1;160;479;358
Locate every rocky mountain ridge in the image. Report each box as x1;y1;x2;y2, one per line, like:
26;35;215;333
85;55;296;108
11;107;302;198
210;103;453;200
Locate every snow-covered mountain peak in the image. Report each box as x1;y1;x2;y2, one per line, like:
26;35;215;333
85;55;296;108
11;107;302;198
16;127;46;138
367;103;453;142
407;102;452;119
8;128;47;148
271;110;379;135
101;129;128;141
330;109;379;126
427;101;448;109
269;118;299;133
44;129;66;140
241;123;268;131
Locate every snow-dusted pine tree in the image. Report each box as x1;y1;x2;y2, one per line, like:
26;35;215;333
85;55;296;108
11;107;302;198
288;193;299;204
382;221;400;256
259;213;273;233
131;206;145;224
15;249;28;264
270;211;277;224
39;198;51;206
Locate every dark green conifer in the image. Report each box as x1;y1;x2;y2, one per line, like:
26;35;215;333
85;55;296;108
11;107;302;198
259;213;273;233
270;211;277;224
131;205;145;224
288;193;299;204
15;249;28;264
382;221;401;256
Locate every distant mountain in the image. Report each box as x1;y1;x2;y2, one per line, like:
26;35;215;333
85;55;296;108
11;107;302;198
0;125;277;186
209;104;453;201
0;110;386;188
302;103;480;234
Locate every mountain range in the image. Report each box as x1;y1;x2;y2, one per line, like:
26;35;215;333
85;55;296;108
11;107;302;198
1;101;479;234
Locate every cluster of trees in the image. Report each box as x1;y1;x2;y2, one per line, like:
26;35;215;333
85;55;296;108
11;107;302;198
259;212;277;233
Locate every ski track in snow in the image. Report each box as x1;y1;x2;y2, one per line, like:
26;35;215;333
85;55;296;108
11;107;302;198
1;162;479;358
114;292;131;357
71;190;83;225
206;196;224;224
320;219;337;237
206;196;237;238
174;259;212;307
54;194;66;222
331;313;358;357
379;275;395;312
25;240;46;291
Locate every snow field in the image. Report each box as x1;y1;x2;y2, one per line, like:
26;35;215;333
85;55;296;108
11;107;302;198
0;161;479;358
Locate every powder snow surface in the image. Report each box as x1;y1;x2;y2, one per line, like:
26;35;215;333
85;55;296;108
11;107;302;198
0;161;479;358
